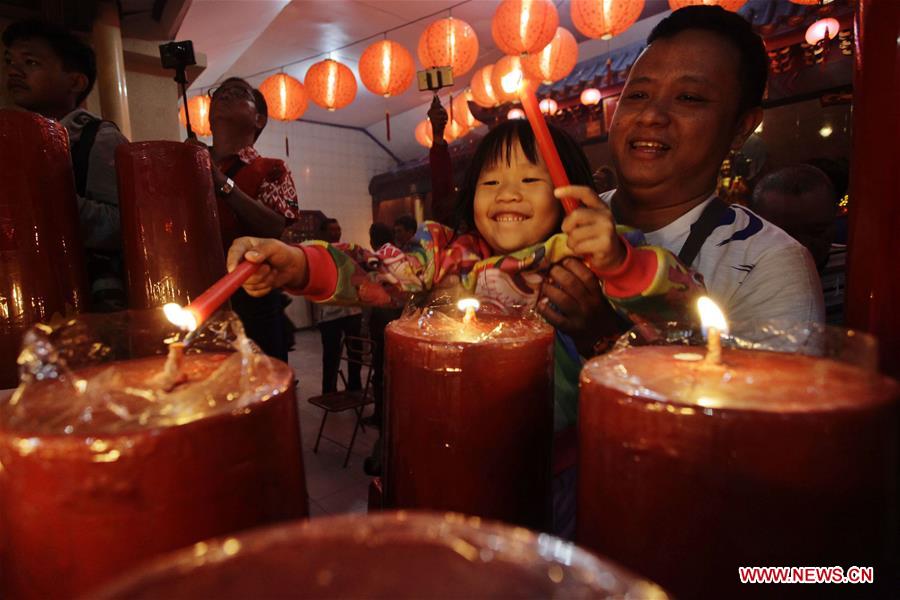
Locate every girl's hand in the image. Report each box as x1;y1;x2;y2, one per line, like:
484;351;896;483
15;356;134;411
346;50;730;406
226;237;308;297
556;185;626;273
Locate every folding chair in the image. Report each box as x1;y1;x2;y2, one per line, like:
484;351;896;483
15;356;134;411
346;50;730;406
307;335;374;467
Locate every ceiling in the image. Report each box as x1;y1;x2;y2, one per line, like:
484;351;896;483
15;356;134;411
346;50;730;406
175;1;667;127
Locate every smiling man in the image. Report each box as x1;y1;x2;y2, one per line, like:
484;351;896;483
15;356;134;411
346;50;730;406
3;19;128;311
604;6;823;327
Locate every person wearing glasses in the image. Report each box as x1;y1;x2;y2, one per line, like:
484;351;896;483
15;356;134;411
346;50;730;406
3;19;129;312
201;77;300;361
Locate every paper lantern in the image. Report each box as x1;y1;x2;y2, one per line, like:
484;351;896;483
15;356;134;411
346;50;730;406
492;0;559;56
522;27;578;84
415;119;434;148
445;118;468;142
470;65;499;108
571;0;644;40
304;59;357;111
179;95;211;137
580;88;602;105
359;39;415;98
452;90;482;129
491;55;525;104
415;117;465;148
668;0;747;10
258;73;308;121
507;108;526;120
539;98;558;115
417;17;479;77
805;18;840;45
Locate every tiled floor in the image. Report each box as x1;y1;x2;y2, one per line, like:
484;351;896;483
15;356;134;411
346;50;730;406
287;329;377;518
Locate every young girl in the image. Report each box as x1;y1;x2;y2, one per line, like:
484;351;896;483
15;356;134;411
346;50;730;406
228;120;703;429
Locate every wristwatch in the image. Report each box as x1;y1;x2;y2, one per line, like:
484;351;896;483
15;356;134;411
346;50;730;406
219;177;235;197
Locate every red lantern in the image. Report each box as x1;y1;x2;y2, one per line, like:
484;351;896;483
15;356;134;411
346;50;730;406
359;40;415;97
491;55;525;104
304;59;357;111
580;88;602;106
445;118;468;142
452;91;481;129
417;17;479;77
258;73;308;121
522;27;578;84
415;119;433;148
179;95;211;137
539;98;558;115
415;117;465;148
507;108;526;120
805;18;840;45
668;0;747;11
571;0;644;40
492;0;559;56
470;65;499;108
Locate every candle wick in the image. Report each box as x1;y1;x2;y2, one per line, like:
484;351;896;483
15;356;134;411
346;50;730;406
705;326;723;366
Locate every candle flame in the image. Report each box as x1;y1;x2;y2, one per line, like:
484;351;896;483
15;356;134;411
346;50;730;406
697;296;728;338
500;67;523;94
163;302;198;332
457;297;480;325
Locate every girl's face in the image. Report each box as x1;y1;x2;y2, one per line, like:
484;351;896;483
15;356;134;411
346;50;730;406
474;139;562;254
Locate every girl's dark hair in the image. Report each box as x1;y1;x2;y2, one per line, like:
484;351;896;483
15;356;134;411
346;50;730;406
455;119;595;233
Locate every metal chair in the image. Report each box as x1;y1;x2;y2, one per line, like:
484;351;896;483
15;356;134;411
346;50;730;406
307;335;374;467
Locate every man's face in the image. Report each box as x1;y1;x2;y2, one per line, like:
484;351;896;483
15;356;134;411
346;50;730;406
4;38;84;116
325;222;342;243
393;224;414;247
754;190;835;270
209;80;262;133
609;30;757;205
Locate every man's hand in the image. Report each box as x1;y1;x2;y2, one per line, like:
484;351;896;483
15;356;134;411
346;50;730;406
427;95;448;144
557;185;626;274
537;257;626;356
226;237;308;297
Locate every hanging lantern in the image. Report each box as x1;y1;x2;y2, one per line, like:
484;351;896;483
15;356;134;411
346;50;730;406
491;55;524;104
522;27;578;84
805;18;840;45
417;17;479;77
470;65;499;108
539;98;558;115
580;88;602;106
571;0;644;40
304;58;357;111
359;39;415;97
179;95;211;137
507;108;526;120
415;117;465;148
258;73;308;121
415;119;433;148
668;0;746;10
452;90;482;129
492;0;559;56
445;118;468;142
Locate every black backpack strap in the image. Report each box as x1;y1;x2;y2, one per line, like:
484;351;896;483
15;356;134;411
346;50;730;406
678;197;730;266
223;158;247;180
71;118;104;197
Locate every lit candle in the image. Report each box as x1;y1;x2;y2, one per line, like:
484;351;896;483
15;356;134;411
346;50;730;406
165;261;261;332
384;304;555;529
697;296;727;366
576;319;900;598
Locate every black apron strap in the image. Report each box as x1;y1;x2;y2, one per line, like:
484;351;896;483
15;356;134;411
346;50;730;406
71;118;104;197
223;159;247;180
678;197;730;266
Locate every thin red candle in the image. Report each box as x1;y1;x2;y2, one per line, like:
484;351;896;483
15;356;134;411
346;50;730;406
517;80;580;214
183;261;260;327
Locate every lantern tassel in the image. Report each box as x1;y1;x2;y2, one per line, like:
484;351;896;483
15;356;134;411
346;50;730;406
385;111;391;142
285;134;290;157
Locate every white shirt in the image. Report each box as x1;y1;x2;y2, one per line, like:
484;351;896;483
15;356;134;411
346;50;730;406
603;191;825;328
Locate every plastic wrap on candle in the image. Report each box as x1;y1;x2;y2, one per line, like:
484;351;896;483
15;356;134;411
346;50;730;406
116;141;226;309
0;109;89;389
384;298;555;529
0;310;307;599
91;512;670;599
577;322;899;598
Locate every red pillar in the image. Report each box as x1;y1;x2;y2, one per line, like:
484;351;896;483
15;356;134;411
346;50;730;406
845;0;900;377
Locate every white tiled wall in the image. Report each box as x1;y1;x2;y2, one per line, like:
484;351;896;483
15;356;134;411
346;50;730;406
253;119;398;246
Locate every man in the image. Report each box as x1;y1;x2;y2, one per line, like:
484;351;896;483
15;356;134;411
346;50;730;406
3;19;128;311
752;165;844;323
314;218;362;394
603;6;822;327
205;77;298;360
393;215;417;252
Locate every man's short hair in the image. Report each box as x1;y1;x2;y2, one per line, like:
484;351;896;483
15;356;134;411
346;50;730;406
369;222;393;248
2;19;97;105
394;215;417;233
216;76;268;140
648;5;768;114
752;165;837;209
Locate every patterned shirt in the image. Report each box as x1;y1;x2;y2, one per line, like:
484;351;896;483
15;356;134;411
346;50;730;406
215;146;299;248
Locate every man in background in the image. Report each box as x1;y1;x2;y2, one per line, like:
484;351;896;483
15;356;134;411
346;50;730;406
393;215;418;252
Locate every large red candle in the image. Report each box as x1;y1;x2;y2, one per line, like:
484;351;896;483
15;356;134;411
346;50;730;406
0;110;88;388
91;512;669;598
577;342;899;599
116;141;226;309
384;311;554;529
0;352;307;599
